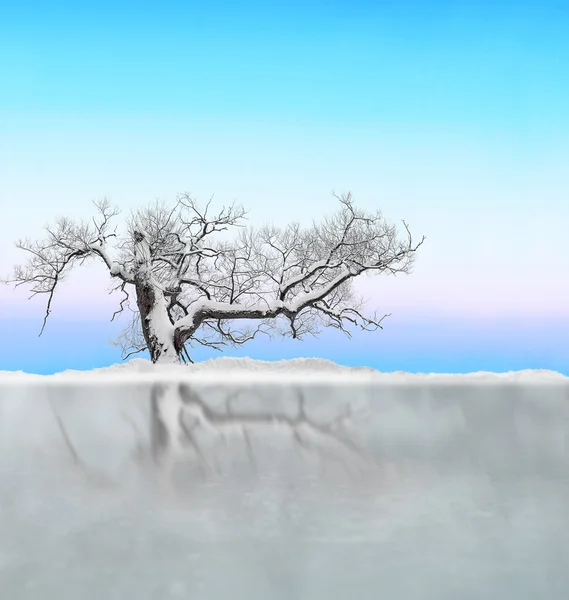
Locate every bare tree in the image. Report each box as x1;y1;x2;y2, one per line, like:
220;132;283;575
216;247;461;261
3;192;424;364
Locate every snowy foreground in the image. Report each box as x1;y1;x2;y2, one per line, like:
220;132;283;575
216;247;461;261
1;358;569;599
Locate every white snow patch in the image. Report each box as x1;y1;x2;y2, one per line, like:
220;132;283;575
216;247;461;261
0;356;566;383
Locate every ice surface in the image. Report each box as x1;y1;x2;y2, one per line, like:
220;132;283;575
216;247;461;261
1;358;569;599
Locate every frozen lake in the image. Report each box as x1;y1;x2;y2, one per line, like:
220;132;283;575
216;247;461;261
1;361;568;599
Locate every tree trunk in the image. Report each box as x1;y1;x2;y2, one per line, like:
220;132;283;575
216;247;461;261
135;280;181;364
132;228;181;365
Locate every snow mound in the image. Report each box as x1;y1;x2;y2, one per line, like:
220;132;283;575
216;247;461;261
0;357;567;382
88;358;567;380
182;356;379;374
94;356;374;373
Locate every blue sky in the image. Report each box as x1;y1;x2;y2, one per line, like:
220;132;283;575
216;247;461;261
1;0;568;374
2;1;569;128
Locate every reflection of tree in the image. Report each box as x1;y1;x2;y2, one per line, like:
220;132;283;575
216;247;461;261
150;382;371;481
46;382;373;495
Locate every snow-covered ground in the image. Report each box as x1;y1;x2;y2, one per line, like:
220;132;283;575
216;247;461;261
1;357;568;599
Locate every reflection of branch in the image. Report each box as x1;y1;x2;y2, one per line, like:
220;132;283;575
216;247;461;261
49;398;81;465
177;410;209;474
63;408;152;484
243;428;258;473
185;384;365;460
120;410;147;461
48;399;118;488
151;383;369;477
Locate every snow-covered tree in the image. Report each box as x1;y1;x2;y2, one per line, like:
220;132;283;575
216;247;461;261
4;192;424;364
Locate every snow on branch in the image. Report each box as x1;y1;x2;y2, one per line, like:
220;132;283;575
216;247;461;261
173;192;425;346
2;199;132;335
